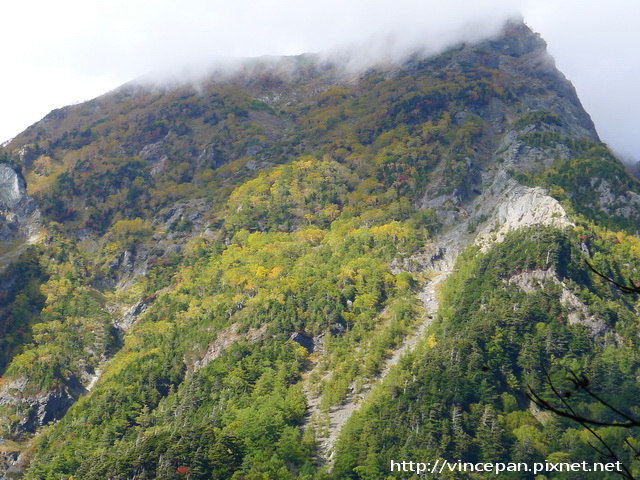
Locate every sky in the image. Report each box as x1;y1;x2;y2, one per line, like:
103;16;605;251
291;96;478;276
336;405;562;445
1;0;639;161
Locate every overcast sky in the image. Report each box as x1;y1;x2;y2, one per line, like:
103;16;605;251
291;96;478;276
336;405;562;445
1;0;638;160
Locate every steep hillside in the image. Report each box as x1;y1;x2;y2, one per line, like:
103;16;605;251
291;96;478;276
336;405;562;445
1;20;640;479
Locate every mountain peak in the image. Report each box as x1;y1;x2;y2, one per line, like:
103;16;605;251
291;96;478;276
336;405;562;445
2;18;640;479
488;18;547;57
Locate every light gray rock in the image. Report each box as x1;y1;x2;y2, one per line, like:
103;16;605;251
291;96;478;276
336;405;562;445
0;375;86;436
0;165;24;210
115;300;147;331
0;164;41;270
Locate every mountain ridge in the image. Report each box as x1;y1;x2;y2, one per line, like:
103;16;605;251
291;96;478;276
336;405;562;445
1;19;640;479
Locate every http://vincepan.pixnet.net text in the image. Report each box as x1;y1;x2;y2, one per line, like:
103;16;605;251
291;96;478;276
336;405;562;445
390;459;623;475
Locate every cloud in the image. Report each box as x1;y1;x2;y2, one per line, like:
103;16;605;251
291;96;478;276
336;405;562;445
51;0;523;76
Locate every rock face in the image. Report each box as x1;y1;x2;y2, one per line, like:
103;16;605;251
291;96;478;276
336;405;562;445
509;268;610;336
0;375;86;436
0;450;27;480
493;22;598;140
0;164;40;242
290;331;315;353
0;164;41;271
115;300;147;332
474;172;572;249
0;165;24;210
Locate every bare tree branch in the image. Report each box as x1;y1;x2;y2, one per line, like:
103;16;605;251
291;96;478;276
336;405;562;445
526;364;636;479
585;260;640;294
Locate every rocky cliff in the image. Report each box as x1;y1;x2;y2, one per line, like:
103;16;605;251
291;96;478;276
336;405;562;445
0;163;40;274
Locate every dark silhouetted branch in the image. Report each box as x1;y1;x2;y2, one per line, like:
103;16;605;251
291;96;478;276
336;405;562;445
585;260;640;294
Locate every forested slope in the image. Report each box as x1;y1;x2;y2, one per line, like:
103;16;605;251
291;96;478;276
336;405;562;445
0;20;639;479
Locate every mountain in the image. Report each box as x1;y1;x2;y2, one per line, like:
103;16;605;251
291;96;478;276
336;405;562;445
1;19;640;479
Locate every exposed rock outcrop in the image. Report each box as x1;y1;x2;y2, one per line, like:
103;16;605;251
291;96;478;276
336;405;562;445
0;164;41;271
191;323;267;374
509;268;610;336
0;375;87;436
474;172;572;249
0;164;40;242
114;300;147;332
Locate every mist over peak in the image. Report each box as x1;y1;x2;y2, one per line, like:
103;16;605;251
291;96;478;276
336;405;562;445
2;0;639;160
128;14;532;95
319;15;533;73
